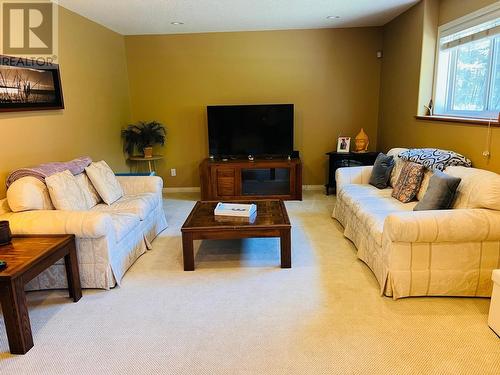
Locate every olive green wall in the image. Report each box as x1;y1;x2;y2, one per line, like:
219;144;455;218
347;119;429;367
0;6;131;198
125;28;383;188
378;0;500;172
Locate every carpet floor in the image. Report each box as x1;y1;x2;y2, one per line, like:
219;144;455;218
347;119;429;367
0;192;498;374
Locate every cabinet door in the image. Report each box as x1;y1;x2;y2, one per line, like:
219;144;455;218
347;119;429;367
214;167;236;197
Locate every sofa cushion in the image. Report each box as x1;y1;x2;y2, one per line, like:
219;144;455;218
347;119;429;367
75;173;102;208
108;212;141;243
85;161;123;205
414;170;461;211
45;170;89;211
369;153;394;189
446;166;500;210
392;162;425;203
6;176;54;212
339;184;417;245
398;148;472;171
91;193;158;220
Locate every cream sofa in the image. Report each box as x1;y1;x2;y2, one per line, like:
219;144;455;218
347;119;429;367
0;175;167;290
333;148;500;299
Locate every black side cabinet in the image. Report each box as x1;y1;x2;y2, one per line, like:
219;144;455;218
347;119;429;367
325;151;379;195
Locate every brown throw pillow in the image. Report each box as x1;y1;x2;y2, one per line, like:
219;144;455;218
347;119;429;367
392;162;425;203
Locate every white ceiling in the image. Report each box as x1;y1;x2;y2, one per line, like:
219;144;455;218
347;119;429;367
58;0;420;35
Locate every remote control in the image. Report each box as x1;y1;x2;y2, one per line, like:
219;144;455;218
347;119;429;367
0;260;6;271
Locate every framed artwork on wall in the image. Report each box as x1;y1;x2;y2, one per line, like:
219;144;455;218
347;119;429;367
0;55;64;112
336;136;351;153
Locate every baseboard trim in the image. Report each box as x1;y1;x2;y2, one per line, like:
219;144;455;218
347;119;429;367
164;185;323;193
302;185;324;191
163;187;201;193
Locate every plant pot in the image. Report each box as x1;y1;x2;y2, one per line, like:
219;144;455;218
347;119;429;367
143;147;153;158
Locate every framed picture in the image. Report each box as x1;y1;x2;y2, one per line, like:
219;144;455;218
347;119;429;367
0;55;64;112
337;136;351;153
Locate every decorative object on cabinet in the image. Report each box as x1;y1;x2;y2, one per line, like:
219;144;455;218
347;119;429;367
336;136;351;153
353;128;369;152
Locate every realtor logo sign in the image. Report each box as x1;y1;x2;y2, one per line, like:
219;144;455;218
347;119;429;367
1;0;57;61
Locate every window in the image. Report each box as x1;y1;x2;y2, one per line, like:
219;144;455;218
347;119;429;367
434;5;500;120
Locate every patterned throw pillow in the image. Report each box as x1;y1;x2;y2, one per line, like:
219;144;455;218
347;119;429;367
45;170;89;211
392;162;425;203
398;148;472;171
85;161;124;205
75;173;102;208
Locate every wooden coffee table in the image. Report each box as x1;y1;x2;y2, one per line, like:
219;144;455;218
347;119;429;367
181;200;291;271
0;235;82;354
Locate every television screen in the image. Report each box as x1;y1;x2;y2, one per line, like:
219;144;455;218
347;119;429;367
207;104;294;158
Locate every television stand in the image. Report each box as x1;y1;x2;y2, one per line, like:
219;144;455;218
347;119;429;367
200;158;302;201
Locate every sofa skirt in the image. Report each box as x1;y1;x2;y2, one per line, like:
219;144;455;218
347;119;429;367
25;205;168;291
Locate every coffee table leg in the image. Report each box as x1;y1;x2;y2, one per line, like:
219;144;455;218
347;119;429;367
182;232;195;271
64;241;82;302
0;279;33;354
280;229;291;268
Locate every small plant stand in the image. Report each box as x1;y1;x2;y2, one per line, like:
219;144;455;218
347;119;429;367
128;155;163;173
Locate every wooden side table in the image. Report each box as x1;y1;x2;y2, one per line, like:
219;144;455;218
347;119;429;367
0;235;82;354
325;151;379;195
128;155;163;173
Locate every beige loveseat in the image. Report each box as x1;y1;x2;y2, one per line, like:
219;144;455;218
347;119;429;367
333;148;500;299
0;174;167;290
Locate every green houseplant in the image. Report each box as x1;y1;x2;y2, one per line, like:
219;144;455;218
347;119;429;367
122;121;166;158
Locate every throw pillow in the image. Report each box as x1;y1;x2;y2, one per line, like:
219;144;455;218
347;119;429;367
387;148;408;187
414;170;461;211
45;170;89;211
6;176;55;212
398;148;472;171
369;153;394;189
392;162;425;203
416;169;434;201
75;173;102;208
85;161;123;205
445;166;500;210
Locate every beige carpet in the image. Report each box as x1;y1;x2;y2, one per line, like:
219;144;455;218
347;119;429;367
0;192;499;374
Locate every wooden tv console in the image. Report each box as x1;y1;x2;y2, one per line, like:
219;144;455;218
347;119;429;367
200;158;302;201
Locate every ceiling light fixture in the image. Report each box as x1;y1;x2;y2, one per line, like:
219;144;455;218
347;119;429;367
171;22;184;25
326;16;341;19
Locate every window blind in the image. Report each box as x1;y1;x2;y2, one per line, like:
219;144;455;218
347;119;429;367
439;7;500;51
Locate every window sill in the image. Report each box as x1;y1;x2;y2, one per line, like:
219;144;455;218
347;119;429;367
415;115;500;126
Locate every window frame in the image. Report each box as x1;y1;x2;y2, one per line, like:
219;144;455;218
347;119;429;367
433;3;500;121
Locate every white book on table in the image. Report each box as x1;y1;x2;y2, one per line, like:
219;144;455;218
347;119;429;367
214;202;257;218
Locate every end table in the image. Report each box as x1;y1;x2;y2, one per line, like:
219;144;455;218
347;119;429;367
0;235;81;354
325;151;379;195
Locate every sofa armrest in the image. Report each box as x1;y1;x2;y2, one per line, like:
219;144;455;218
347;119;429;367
336;166;373;192
0;210;113;238
384;209;500;243
116;176;163;195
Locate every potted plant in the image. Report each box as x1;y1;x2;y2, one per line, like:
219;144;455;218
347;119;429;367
122;121;166;158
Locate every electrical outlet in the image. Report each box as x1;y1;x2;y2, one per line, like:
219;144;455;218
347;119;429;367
483;151;491;158
170;168;176;177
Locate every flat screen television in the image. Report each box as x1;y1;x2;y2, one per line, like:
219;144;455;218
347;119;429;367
207;104;294;158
